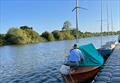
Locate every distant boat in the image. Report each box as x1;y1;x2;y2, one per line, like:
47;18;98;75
118;35;120;43
101;41;117;49
98;44;114;61
98;0;117;58
98;41;117;59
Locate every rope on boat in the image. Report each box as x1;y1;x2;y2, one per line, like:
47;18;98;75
63;76;69;83
69;71;75;83
63;73;75;83
63;42;75;83
63;34;75;83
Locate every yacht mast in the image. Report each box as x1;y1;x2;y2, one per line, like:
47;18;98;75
72;0;79;43
100;0;103;47
72;0;87;43
75;0;79;43
111;7;113;33
106;0;109;35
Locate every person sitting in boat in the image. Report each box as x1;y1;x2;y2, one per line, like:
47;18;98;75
64;44;84;69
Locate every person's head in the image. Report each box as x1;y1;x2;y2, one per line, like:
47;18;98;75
73;44;78;49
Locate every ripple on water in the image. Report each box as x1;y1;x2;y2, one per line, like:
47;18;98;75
0;65;63;83
1;69;63;83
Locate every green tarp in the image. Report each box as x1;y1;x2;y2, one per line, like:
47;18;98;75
79;43;104;66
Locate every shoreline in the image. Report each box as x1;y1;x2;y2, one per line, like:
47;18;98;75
0;35;119;47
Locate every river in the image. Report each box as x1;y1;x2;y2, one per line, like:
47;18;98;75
0;35;119;83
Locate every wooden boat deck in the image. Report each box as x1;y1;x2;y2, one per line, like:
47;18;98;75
92;43;120;83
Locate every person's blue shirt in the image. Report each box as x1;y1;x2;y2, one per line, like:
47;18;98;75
67;49;84;62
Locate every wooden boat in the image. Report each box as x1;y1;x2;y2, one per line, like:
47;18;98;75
62;66;101;83
61;45;110;83
60;43;104;83
61;0;104;83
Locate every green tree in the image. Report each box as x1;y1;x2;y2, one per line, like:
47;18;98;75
23;29;41;43
0;34;5;45
61;31;74;40
5;27;42;44
41;31;54;41
117;31;120;34
20;26;33;30
52;30;64;40
5;28;28;44
70;28;79;38
62;21;71;31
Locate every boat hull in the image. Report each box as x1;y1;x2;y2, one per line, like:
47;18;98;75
97;49;112;61
98;49;112;56
62;67;101;83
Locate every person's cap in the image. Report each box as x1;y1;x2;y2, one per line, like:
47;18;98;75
73;44;79;48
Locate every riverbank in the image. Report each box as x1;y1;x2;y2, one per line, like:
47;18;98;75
0;25;120;46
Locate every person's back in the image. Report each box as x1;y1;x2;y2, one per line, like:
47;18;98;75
67;49;84;62
65;44;84;68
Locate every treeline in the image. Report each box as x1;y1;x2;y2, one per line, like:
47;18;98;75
0;26;44;45
0;21;120;46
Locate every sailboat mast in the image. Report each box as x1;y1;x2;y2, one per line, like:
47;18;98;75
101;0;103;47
76;0;79;43
72;0;87;43
111;8;113;33
106;0;109;35
119;0;120;31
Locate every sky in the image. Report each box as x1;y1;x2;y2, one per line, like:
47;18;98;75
0;0;120;34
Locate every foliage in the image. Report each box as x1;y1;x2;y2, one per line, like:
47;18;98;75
62;21;71;31
61;31;74;40
70;28;77;37
0;34;5;45
41;31;54;41
5;27;42;44
20;26;33;30
5;28;28;44
0;21;120;46
23;29;42;43
52;30;64;40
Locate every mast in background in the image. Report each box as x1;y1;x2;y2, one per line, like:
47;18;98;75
119;0;120;31
75;0;79;43
106;0;109;36
72;0;79;43
118;0;120;30
100;0;103;47
111;5;113;34
72;0;87;43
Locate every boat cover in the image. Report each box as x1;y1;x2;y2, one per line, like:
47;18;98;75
98;49;112;56
79;43;104;66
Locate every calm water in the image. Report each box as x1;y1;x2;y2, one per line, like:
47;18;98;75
0;35;119;83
